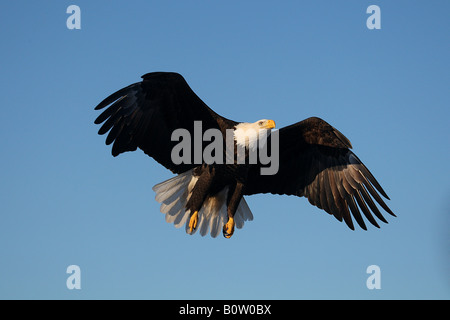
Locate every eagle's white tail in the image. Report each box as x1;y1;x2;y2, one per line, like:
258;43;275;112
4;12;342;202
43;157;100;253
152;169;253;238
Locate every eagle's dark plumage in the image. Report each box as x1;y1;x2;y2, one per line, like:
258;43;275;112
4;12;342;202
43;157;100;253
95;72;236;173
94;72;395;238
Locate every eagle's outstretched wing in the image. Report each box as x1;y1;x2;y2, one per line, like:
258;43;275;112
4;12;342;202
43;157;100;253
94;72;236;174
245;117;395;230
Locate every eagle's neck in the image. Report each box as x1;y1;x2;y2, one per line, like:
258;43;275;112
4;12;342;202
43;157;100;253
233;122;268;152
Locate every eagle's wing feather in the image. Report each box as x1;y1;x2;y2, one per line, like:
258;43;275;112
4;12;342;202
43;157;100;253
244;117;395;230
94;72;236;174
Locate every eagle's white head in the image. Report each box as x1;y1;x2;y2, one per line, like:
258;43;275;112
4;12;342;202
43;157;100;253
234;119;276;151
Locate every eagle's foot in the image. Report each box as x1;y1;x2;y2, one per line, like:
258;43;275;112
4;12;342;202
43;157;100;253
223;217;235;239
188;211;198;233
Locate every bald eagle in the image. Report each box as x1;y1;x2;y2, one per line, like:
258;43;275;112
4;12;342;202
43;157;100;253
94;72;395;238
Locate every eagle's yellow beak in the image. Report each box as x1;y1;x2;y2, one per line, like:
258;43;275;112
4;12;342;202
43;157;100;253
265;119;276;129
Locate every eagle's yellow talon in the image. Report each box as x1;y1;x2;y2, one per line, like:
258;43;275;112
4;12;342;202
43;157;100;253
223;217;235;238
188;211;198;233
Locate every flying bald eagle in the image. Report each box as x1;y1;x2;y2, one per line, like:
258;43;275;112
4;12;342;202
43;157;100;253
94;72;395;238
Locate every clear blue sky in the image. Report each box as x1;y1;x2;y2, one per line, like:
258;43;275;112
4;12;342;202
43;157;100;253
0;1;448;299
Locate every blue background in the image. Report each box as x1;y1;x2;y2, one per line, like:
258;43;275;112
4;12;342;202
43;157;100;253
0;1;448;299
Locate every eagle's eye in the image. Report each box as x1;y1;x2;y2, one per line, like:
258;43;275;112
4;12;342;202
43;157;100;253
258;121;264;126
